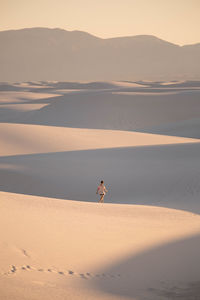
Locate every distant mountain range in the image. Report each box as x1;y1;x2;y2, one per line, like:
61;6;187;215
0;27;200;82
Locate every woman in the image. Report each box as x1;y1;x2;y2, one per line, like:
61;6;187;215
96;180;108;203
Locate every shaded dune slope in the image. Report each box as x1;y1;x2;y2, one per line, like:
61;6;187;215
18;89;200;139
94;233;200;299
1;143;200;213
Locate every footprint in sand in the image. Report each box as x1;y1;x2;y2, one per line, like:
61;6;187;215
11;265;17;273
47;269;52;272
26;265;31;270
58;271;64;275
68;270;74;275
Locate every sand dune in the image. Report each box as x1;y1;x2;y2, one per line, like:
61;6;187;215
0;90;60;122
1;142;200;213
1;191;200;300
0;123;199;156
20;90;200;137
0;91;59;103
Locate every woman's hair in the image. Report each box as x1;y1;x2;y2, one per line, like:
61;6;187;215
101;180;104;184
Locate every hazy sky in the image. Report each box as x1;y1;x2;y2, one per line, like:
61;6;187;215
1;0;200;45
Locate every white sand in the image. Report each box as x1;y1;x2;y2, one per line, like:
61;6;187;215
1;191;200;300
0;123;199;156
0;91;59;104
1;81;200;299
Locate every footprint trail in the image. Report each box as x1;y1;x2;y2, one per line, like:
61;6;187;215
1;265;121;280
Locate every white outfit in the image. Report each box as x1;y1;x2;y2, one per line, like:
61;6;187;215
97;185;107;195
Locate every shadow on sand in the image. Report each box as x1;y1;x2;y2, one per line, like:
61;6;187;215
92;233;200;299
0;89;199;139
0;143;200;213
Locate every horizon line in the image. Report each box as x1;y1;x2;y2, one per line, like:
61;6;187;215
0;26;200;47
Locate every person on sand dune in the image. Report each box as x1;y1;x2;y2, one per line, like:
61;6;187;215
96;180;108;203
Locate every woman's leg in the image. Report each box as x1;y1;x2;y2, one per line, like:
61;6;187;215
99;194;104;203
